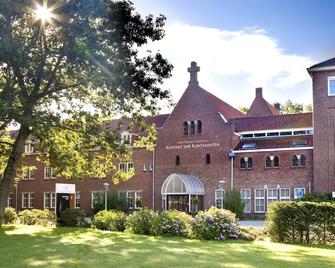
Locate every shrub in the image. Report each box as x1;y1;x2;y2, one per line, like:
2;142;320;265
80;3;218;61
126;208;156;235
19;209;56;226
266;201;335;245
300;192;332;202
191;207;240;240
60;208;86;227
224;189;245;219
93;210;126;232
93;191;128;214
239;226;265;241
151;210;193;237
3;207;17;224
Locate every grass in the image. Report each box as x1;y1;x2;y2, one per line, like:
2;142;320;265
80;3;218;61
0;225;335;268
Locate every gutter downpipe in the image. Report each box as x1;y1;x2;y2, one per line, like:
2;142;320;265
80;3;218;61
228;150;235;190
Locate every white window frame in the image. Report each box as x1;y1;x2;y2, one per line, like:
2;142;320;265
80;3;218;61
328;76;335;96
135;191;142;209
118;162;134;173
254;189;265;213
280;188;291;201
43;192;56;209
91;191;103;209
22;193;34;209
294;188;305;199
23;168;35;180
121;131;132;144
44;166;56;180
215;189;224;209
143;164;147;172
241;189;251;213
7;192;13;208
267;188;278;209
75;192;80;208
24;142;34;154
149;164;153;171
127;191;134;209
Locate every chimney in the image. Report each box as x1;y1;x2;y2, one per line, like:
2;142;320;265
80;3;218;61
256;87;263;98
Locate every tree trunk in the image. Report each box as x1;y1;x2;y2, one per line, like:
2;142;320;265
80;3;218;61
0;124;30;225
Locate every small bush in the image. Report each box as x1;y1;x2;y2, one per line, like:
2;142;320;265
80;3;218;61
19;209;56;226
93;191;128;214
126;208;156;235
239;226;265;241
151;210;193;237
60;208;86;227
3;208;17;224
93;210;126;232
224;189;245;219
191;207;240;240
300;192;332;202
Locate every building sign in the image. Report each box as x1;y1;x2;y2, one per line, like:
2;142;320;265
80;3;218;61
55;183;76;194
166;139;220;150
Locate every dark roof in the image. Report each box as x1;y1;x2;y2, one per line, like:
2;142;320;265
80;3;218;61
200;88;245;120
234;135;313;150
308;57;335;70
233;113;313;132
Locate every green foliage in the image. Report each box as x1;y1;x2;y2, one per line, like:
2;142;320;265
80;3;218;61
300;192;332;202
150;210;192;237
126;208;156;235
224;189;245;219
93;210;126;232
60;208;86;227
275;100;313;114
3;207;17;224
191;207;240;240
19;209;56;226
93;191;128;214
239;226;265;241
266;201;335;245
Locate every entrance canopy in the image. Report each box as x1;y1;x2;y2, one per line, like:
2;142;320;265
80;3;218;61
161;173;204;195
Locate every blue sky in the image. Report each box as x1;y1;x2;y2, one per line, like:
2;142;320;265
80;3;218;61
133;0;335;112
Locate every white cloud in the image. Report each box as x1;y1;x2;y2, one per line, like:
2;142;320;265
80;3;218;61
141;23;314;112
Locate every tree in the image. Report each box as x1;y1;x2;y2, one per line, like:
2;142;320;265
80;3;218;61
0;0;173;222
238;106;249;113
224;189;245;219
281;100;303;114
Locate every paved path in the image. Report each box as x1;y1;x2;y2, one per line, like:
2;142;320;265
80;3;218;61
239;220;265;228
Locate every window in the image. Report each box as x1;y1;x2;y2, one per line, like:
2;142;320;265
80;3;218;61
197;120;202;134
206;153;211;164
267;189;278;209
215;189;224;209
265;156;272;168
294;188;305;199
254;189;265;213
121;131;132;144
240;158;246;169
127;162;134;171
247;157;253;169
149;164;153;171
7;193;13;208
24;142;33;154
44;193;56;209
143;164;147;172
190;121;195;135
300;155;306;167
241;189;251;213
75;192;80;208
176;155;180;166
135;192;142;209
127;192;134;209
91;192;103;209
266;156;279;168
23;168;35;180
240;157;253;169
291;155;299;167
328;76;335;96
280;188;290;201
118;162;134;173
273;156;279;168
44;166;56;180
22;193;34;208
183;121;189;135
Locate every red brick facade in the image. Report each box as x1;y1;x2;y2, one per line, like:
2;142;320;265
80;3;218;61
6;58;335;215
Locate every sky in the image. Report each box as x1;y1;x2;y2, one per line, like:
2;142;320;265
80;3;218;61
132;0;335;113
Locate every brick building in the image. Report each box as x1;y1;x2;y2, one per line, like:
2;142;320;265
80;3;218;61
5;58;335;215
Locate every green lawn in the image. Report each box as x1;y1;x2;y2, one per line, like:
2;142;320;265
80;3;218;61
0;225;334;268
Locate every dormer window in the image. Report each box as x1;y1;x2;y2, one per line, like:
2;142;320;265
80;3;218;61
24;142;33;154
328;76;335;96
121;131;131;144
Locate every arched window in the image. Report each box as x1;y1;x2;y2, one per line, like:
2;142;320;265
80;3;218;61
292;155;298;167
190;121;195;135
183;122;189;136
176;155;180;166
206;153;211;164
240;158;246;169
247;157;253;169
197;120;202;135
265;156;272;168
300;155;306;167
273;156;279;168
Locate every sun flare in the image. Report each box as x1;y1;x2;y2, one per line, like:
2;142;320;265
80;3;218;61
34;4;53;22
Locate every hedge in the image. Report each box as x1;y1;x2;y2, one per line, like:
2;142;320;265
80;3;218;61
60;208;86;227
93;210;126;232
266;201;335;245
19;209;56;226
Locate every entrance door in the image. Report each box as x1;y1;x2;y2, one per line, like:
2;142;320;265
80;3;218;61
56;193;70;216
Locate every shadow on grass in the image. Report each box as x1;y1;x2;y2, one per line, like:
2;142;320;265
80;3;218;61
0;225;334;268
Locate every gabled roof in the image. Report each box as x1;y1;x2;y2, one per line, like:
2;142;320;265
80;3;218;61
233;113;313;132
200;88;245;120
308;57;335;72
247;88;279;117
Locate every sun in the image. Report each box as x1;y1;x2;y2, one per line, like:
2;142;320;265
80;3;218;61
34;3;53;23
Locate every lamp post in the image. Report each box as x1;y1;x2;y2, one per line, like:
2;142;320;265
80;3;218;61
103;182;109;210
